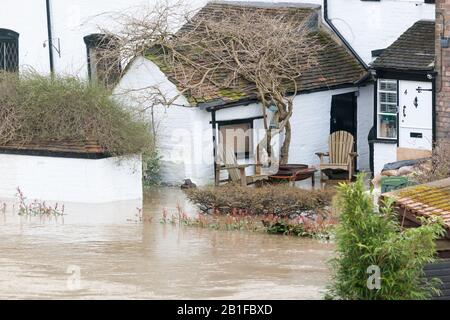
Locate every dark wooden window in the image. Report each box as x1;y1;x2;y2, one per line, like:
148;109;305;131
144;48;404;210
83;34;121;89
0;29;19;72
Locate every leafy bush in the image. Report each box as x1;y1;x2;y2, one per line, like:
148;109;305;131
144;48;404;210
143;149;162;186
0;72;151;156
262;214;335;239
327;174;445;300
185;184;334;217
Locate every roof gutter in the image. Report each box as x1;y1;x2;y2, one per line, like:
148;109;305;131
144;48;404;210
323;0;368;71
45;0;55;74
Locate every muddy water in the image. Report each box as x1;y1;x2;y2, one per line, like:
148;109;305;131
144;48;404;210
0;188;334;299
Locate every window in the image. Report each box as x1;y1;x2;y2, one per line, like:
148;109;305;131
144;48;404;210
378;79;398;139
0;29;19;72
83;34;121;89
219;121;253;160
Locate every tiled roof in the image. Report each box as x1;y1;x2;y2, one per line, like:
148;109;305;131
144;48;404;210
146;2;366;106
386;178;450;229
0;139;106;155
372;20;435;72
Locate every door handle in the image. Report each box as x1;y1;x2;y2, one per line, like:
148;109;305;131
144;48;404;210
403;105;406;118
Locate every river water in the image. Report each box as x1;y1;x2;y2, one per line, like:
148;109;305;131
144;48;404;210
0;187;334;299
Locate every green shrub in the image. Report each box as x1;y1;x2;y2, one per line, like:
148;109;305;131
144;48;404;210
327;174;445;300
0;71;151;156
143;149;162;186
185;184;334;216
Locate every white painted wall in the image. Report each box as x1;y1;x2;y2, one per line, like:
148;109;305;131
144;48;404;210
327;0;435;64
288;86;372;170
357;85;374;171
0;0;434;75
1;0;50;73
373;142;397;175
0;154;142;203
0;0;207;76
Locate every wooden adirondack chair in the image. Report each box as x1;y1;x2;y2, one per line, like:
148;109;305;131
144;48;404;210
215;145;268;186
315;131;358;181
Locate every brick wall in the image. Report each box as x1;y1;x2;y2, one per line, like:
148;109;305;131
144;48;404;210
436;0;450;141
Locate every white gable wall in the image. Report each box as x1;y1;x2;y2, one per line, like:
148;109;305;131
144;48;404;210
327;0;435;64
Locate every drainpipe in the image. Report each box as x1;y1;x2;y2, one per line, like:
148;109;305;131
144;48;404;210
46;0;55;74
323;0;368;70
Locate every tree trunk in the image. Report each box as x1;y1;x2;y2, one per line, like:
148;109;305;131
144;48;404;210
256;128;272;167
279;120;291;165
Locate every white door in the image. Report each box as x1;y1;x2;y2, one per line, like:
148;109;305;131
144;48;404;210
398;80;433;150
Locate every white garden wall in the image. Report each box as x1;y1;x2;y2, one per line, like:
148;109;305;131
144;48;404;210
0;154;142;203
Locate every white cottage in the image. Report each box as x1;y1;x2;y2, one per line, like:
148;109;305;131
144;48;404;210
0;0;438;189
370;20;435;175
116;1;373;186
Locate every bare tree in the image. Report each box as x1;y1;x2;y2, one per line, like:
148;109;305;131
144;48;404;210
99;2;323;165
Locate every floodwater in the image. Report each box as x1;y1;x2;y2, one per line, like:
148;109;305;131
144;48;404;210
0;187;334;300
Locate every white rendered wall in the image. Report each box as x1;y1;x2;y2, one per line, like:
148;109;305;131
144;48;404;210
1;0;50;74
327;0;435;64
288;86;373;170
0;0;207;76
373;142;397;175
357;85;374;172
0;154;142;203
0;1;434;76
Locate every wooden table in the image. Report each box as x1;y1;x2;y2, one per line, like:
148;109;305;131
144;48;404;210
269;166;317;186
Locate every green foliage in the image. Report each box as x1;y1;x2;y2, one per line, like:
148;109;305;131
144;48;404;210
327;174;446;300
143;149;162;186
0;72;152;156
264;217;334;240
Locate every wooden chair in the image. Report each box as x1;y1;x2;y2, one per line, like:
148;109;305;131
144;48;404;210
315;131;358;181
215;145;268;186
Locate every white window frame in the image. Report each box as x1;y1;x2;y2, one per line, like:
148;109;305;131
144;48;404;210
377;79;398;140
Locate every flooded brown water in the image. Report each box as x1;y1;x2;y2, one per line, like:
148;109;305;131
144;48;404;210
0;187;334;299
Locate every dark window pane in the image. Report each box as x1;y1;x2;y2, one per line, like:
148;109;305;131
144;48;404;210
0;39;19;72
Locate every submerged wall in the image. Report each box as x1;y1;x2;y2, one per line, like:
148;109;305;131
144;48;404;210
0;154;142;203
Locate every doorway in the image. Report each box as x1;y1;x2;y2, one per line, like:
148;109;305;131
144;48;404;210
330;92;358;173
330;92;357;139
